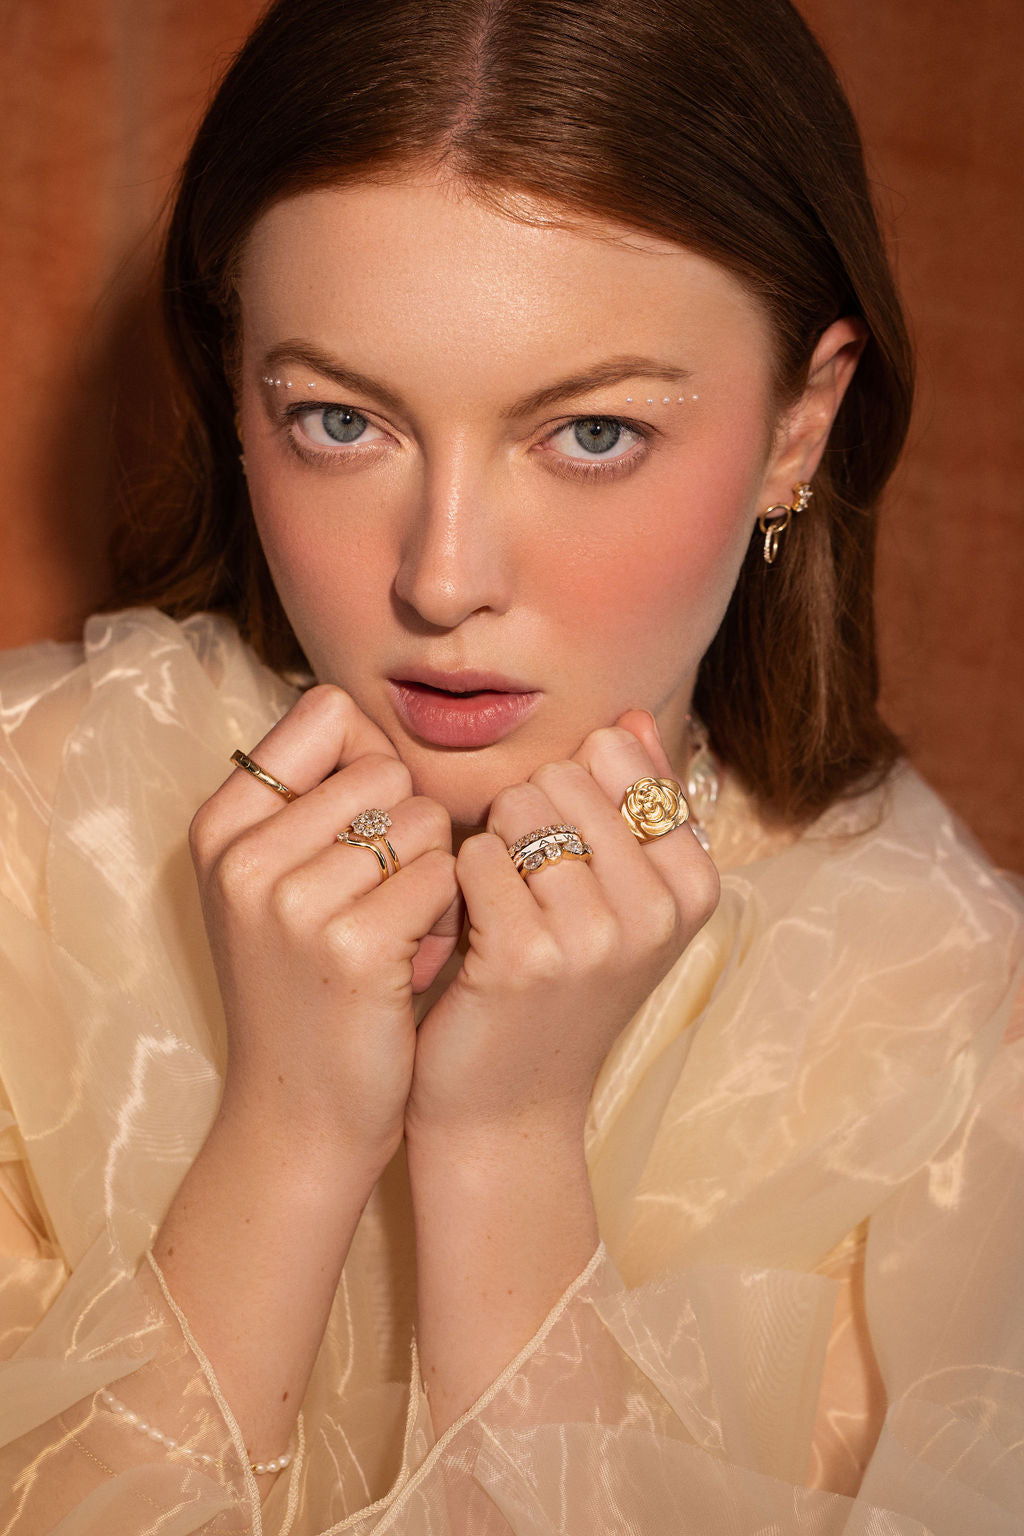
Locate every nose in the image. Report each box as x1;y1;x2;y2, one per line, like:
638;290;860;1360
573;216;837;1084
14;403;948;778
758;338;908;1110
392;446;510;629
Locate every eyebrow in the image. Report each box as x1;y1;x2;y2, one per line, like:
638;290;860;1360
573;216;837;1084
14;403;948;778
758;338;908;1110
501;357;693;418
261;343;692;419
262;343;406;416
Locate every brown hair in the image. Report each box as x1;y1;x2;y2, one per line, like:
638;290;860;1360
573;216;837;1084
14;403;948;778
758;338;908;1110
112;0;913;823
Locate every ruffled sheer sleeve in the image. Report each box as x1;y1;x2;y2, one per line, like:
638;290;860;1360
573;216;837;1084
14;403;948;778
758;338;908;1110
0;612;304;1532
0;610;1021;1534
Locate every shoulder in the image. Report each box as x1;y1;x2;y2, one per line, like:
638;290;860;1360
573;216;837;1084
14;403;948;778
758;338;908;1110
719;761;1023;969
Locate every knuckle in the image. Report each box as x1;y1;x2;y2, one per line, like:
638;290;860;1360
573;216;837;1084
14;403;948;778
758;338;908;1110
455;831;503;877
269;869;309;927
324;909;374;971
360;753;413;803
188;803;217;868
584;725;635;758
489;782;540;827
573;910;620;969
530;759;585;796
210;836;264;904
407;797;452;849
642;886;683;951
518;927;563;984
299;681;354;722
417;845;455;877
690;854;721;925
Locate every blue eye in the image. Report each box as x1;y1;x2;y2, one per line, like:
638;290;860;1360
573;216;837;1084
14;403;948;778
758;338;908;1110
320;406;369;443
549;417;642;465
289;403;384;455
572;419;623;455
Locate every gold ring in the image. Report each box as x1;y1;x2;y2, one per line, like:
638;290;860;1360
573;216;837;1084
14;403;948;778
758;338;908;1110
230;749;297;802
507;824;593;878
620;778;690;841
337;808;400;882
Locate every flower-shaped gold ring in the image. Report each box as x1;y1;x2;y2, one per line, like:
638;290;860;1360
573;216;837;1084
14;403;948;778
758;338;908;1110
620;777;691;841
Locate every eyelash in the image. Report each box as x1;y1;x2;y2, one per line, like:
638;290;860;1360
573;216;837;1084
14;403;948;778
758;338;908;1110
279;402;653;480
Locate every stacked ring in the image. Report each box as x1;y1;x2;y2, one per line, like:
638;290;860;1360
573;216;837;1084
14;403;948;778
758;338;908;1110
508;823;593;878
230;749;298;803
620;777;690;841
337;808;401;882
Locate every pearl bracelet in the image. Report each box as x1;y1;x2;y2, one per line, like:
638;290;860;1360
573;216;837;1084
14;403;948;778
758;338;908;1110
98;1388;293;1476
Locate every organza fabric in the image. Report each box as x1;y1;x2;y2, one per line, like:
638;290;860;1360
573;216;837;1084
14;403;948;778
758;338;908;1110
0;608;1021;1534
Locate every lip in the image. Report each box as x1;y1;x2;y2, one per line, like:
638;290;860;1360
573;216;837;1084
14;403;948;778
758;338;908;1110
387;669;541;749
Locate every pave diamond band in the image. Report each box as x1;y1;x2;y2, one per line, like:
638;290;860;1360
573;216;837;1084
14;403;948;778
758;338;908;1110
508;824;593;878
507;823;582;859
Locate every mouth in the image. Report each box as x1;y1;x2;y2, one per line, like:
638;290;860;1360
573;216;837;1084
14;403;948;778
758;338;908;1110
387;670;541;749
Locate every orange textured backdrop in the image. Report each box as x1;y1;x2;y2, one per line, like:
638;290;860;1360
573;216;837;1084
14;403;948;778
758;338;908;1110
1;0;1022;870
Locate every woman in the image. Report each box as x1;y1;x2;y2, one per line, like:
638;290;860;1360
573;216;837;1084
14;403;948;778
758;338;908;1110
0;0;1020;1531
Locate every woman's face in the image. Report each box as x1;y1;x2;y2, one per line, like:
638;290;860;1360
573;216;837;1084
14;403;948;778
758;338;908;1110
237;179;796;827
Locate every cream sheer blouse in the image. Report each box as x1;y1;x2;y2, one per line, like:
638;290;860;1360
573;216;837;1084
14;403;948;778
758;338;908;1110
0;608;1021;1534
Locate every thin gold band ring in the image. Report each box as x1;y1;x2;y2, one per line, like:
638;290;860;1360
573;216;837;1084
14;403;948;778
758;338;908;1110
230;749;297;802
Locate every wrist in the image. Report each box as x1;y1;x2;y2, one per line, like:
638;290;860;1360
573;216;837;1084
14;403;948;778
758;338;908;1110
217;1075;401;1190
405;1113;591;1208
405;1096;588;1163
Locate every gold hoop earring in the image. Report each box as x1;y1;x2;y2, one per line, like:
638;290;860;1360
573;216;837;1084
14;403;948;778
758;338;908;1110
757;482;813;565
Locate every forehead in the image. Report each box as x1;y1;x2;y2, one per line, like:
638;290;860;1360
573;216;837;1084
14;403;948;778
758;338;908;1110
237;179;774;392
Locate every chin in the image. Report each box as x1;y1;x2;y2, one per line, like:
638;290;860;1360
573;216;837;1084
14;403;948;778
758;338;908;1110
402;753;516;831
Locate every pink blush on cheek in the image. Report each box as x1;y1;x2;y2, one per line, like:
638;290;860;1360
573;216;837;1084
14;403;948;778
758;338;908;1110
556;489;752;649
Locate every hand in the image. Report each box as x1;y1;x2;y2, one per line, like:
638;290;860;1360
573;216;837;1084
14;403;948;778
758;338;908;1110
405;711;720;1146
189;685;460;1170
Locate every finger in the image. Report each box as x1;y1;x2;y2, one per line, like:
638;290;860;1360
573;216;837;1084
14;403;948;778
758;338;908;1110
614;709;676;777
195;685;404;862
324;847;460;986
568;724;717;920
225;683;399;820
217;753;416;886
485;781;603;915
412;884;465;995
527;755;672;921
256;796;453;927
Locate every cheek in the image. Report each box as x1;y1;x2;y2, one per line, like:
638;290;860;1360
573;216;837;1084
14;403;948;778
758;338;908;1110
249;485;387;656
541;465;757;677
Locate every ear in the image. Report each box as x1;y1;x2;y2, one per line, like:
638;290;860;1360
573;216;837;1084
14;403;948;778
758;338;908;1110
758;316;867;508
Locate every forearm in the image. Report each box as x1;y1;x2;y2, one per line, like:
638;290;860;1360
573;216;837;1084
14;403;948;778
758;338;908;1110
0;1101;386;1532
407;1113;599;1433
148;1090;390;1466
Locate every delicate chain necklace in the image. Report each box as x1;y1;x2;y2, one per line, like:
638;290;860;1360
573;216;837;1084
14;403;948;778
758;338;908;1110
685;713;719;853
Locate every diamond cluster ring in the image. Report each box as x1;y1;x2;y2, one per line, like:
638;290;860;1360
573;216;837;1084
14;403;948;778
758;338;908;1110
337;808;401;882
